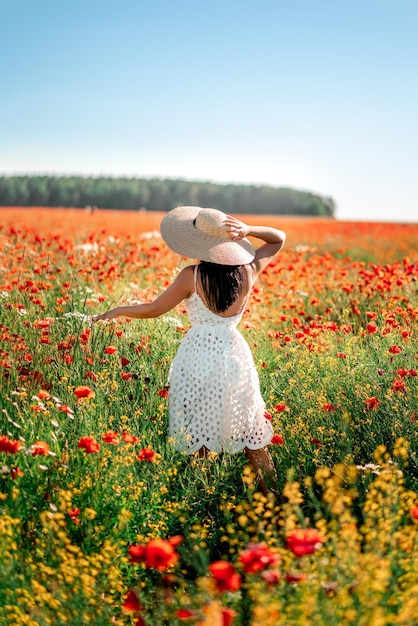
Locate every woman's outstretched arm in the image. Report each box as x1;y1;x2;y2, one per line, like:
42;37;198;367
92;265;194;322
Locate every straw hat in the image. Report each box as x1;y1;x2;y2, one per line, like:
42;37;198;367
160;206;255;265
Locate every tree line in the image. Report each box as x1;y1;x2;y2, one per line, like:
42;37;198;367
0;175;335;216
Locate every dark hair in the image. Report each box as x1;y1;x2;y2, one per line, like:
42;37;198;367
198;261;245;313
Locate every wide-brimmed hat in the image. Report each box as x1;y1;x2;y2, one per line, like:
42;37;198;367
160;206;255;265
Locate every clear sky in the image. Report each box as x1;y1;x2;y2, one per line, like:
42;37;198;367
1;0;417;222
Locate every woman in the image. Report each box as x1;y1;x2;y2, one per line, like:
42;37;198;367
93;206;286;495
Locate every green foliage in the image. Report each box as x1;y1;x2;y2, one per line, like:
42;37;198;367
0;175;336;216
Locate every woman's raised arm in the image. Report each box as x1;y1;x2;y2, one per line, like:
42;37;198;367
224;216;286;276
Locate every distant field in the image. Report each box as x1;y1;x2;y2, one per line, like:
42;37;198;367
1;206;418;263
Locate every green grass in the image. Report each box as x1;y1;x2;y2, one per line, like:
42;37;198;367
0;228;417;625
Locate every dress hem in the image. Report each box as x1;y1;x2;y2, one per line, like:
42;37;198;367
171;432;273;456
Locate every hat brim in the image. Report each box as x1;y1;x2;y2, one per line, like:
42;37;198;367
160;206;255;265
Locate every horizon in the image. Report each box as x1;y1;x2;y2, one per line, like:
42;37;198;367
0;172;416;224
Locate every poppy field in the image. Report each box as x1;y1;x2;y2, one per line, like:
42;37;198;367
0;207;417;625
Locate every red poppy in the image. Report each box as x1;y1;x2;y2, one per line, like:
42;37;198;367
78;436;100;454
73;385;95;400
104;345;118;354
122;432;138;444
271;434;284;445
274;403;288;412
59;404;74;415
410;505;418;520
38;389;51;400
32;404;45;413
336;352;347;359
102;430;119;445
168;535;183;547
121;357;130;366
157;388;169;398
123;589;141;612
209;560;241;592
322;404;336;412
128;544;146;563
137;447;156;462
366;322;378;334
176;609;196;619
239;543;280;573
389;345;402;354
364;396;380;410
10;466;24;479
264;411;272;421
392;379;406;393
0;435;21;455
311;438;322;447
33;317;54;330
120;372;133;381
129;537;180;571
68;508;81;525
79;329;91;345
286;528;323;556
31;441;50;456
222;607;237;626
84;370;99;382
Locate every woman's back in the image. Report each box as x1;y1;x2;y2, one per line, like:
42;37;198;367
194;262;254;319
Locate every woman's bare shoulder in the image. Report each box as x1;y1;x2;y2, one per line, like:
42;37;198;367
179;264;196;295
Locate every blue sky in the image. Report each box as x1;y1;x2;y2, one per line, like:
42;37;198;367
1;0;417;221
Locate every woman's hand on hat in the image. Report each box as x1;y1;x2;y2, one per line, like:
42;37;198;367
224;216;250;240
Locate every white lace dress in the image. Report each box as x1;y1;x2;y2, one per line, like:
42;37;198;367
168;268;273;454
